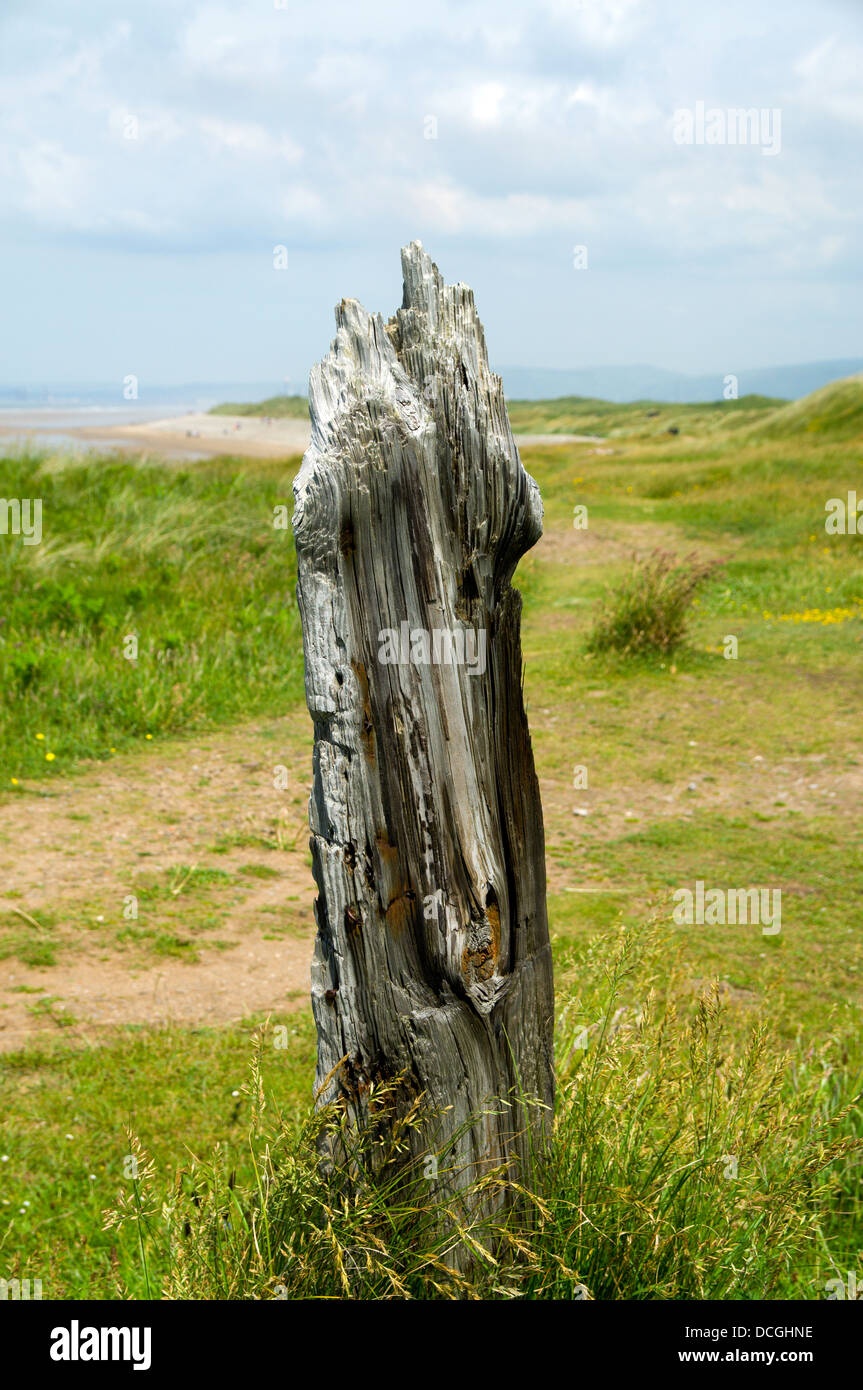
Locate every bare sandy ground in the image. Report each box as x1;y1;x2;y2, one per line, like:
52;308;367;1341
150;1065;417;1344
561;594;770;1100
0;714;317;1050
1;630;853;1050
0;412;602;460
79;413;313;459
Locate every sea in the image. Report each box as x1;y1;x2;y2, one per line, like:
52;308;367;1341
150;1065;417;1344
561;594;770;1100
0;382;294;453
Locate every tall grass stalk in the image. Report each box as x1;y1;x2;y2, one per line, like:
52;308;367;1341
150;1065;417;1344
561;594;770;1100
105;923;860;1300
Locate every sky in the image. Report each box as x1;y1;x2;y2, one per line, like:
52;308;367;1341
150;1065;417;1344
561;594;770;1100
1;0;861;389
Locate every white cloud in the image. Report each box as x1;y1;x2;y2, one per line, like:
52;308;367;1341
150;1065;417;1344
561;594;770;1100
281;186;325;222
0;0;858;365
794;34;863;124
407;180;597;237
470;82;506;125
15;141;87;220
198;119;302;162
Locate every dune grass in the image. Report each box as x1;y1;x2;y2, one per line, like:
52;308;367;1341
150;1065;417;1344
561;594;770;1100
158;926;854;1301
586;549;723;656
0;384;861;1298
204;390;787;438
208;395;310;419
749;374;863;443
506;392;785;439
3;922;855;1300
0;451;303;782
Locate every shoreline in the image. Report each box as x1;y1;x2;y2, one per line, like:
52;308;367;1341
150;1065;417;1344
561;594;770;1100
0;411;603;460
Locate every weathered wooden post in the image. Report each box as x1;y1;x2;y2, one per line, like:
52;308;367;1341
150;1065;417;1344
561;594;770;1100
292;242;554;1205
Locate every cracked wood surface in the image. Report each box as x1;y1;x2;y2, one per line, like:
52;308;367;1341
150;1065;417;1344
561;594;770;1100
293;241;554;1190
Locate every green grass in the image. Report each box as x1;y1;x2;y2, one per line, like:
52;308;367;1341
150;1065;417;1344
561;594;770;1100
506;393;785;439
205;391;788;438
4;925;855;1300
0;1014;316;1298
0;859;309;968
0;451;304;782
1;376;862;1298
749;374;863;443
586;549;724;655
209;395;310;418
0;910;59;968
548;813;862;1033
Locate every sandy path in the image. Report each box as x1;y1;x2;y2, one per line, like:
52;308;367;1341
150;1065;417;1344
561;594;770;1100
2;508;857;1052
2;927;313;1043
2;679;854;1050
0;712;318;1050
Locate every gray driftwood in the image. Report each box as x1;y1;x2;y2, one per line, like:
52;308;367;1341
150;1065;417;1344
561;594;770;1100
292;242;554;1200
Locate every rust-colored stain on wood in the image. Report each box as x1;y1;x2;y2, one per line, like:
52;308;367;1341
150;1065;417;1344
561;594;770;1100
487;900;501;958
461;942;496;982
374;832;400;872
462;901;501;983
339;518;356;556
384;893;411;938
351;660;376;762
344;905;362;937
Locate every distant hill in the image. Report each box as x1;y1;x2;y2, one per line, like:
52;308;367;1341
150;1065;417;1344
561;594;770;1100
206;391;783;437
506;394;781;438
209;390;784;439
751;374;863;443
206;366;863;443
209;394;309;419
495;359;863;404
511;378;863;441
206;360;863;420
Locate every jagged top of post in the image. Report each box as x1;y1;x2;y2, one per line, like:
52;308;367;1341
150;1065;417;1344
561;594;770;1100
400;240;445;322
395;240;490;383
303;242;498;451
292;242;540;570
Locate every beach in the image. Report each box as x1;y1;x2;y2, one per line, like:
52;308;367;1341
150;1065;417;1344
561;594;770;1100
0;411;311;460
0;409;600;459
